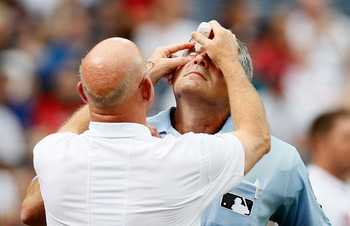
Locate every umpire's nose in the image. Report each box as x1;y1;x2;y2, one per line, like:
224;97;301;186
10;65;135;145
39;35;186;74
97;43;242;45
192;51;208;68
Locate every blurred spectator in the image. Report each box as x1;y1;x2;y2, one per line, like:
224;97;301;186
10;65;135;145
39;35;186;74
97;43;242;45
121;0;154;30
132;0;196;58
0;49;38;128
38;0;92;90
286;0;350;69
0;73;26;225
189;0;227;23
0;1;16;51
0;74;26;167
307;109;350;225
250;4;295;95
19;0;62;18
92;0;135;42
30;60;83;147
222;0;259;46
281;0;350;153
132;0;197;115
0;171;21;225
19;0;98;18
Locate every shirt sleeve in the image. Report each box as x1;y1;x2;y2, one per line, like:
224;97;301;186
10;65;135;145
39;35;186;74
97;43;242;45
195;133;245;208
33;132;77;181
204;133;244;182
270;149;331;226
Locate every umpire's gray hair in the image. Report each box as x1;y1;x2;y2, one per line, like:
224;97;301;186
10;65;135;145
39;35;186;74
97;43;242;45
237;39;253;81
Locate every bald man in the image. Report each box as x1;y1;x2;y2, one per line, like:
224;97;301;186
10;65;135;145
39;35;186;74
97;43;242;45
25;29;270;225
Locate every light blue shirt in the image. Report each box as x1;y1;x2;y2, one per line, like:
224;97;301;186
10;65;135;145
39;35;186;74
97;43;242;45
147;107;331;226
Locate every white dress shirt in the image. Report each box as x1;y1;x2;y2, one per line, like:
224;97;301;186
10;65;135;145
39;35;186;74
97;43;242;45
308;164;350;226
34;122;244;226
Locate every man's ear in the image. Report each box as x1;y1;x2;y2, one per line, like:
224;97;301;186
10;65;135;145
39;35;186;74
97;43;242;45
141;77;154;105
77;82;88;104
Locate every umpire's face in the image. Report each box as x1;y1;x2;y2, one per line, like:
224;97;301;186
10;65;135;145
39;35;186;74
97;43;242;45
172;47;229;106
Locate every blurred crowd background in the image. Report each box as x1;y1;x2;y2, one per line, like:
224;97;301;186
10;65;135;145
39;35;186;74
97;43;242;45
0;0;350;224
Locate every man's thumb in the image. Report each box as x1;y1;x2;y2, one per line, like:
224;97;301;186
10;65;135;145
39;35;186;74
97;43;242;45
169;57;189;67
191;31;207;46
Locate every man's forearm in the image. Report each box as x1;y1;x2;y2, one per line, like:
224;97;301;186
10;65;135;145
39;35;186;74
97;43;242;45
21;179;46;225
223;61;268;135
223;58;270;174
58;104;90;134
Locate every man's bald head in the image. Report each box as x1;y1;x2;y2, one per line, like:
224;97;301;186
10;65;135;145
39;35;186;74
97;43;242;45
79;38;147;108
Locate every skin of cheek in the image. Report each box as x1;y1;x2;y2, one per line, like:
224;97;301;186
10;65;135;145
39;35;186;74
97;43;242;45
173;70;229;107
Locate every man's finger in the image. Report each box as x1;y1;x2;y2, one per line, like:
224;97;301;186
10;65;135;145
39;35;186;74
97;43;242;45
152;130;161;138
166;57;189;68
208;20;222;32
146;123;161;138
191;31;209;47
166;73;174;86
163;42;195;56
166;73;174;80
167;73;174;86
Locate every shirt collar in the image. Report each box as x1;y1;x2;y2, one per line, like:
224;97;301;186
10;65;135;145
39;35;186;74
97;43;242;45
147;107;174;134
147;106;236;135
86;121;152;138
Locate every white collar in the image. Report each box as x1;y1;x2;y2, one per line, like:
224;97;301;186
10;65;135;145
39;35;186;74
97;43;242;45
147;106;234;135
86;121;152;138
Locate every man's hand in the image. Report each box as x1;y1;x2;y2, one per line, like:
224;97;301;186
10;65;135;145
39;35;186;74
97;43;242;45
191;20;239;71
21;178;46;225
148;42;194;86
146;123;161;138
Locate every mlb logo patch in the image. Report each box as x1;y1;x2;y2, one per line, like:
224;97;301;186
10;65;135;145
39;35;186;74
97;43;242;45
220;193;254;216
